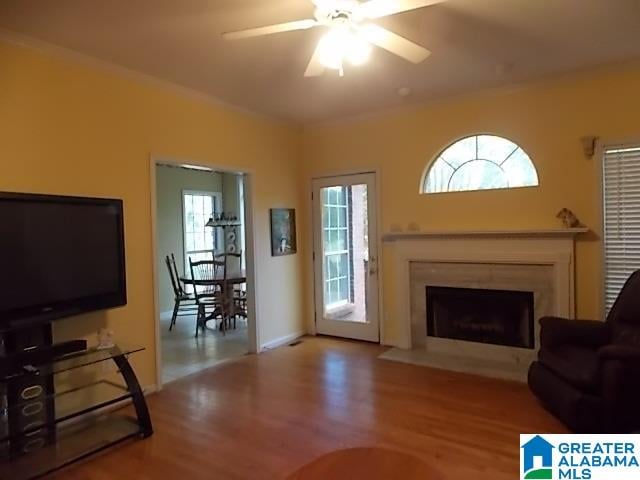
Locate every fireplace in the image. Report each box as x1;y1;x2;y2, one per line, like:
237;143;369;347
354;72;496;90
426;286;535;349
382;230;579;380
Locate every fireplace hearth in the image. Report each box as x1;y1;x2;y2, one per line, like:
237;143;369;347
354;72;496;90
426;286;534;349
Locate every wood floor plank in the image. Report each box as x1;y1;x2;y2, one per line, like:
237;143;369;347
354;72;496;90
53;337;566;479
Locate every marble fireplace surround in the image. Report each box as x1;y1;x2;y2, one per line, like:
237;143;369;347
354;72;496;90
381;229;587;381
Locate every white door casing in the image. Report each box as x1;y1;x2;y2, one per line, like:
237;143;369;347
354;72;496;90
312;173;380;342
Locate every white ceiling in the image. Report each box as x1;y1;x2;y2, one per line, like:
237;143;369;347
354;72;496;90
1;0;639;123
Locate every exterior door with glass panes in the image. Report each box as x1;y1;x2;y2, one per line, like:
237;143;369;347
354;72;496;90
312;173;379;342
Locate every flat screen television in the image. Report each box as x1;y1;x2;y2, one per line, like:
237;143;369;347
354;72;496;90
0;192;126;327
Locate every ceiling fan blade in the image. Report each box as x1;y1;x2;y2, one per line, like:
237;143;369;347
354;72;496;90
223;19;318;40
304;44;325;77
360;0;447;19
359;24;430;63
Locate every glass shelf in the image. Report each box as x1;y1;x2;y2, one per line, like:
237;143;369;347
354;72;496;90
0;414;141;480
0;380;132;443
0;342;152;478
209;221;241;227
48;344;144;376
1;344;144;381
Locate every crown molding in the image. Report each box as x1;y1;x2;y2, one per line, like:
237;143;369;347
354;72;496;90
3;27;638;129
305;59;640;129
0;28;295;128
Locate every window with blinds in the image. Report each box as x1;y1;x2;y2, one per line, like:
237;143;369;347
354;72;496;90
603;144;640;313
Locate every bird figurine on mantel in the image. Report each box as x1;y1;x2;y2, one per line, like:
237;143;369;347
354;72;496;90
556;208;582;228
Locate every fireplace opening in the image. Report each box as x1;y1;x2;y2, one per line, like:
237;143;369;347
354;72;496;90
426;286;534;349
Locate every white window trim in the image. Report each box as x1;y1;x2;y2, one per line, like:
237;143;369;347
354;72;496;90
419;134;539;194
599;139;640;318
322;187;352;309
237;175;246;270
181;189;223;274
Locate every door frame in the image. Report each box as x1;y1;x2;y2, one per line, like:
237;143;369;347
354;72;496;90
150;156;260;390
309;169;385;344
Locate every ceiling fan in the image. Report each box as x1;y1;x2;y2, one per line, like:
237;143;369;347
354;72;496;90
222;0;446;77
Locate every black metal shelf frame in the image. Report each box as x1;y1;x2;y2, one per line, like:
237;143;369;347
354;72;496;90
0;344;152;480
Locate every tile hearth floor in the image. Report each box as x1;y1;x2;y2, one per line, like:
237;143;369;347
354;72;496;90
160;313;248;384
380;347;530;382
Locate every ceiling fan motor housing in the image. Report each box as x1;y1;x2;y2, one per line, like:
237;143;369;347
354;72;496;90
314;0;363;25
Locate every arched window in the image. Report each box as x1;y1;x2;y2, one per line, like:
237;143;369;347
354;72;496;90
421;134;539;194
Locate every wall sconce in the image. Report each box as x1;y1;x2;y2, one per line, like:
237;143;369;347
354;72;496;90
580;136;598;159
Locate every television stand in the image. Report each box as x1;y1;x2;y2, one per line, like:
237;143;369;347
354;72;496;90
0;343;153;479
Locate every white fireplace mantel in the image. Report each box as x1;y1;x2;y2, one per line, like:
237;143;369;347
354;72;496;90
384;229;585;381
382;227;589;242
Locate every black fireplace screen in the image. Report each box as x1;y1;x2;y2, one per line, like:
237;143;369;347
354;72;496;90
426;286;535;349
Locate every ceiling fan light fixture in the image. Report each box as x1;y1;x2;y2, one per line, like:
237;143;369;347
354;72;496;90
317;28;344;70
317;26;372;71
224;0;440;77
346;33;372;65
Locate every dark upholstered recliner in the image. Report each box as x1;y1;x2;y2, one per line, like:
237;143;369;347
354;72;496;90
528;270;640;433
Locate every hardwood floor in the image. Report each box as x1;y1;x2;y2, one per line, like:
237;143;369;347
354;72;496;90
287;447;440;479
57;337;566;479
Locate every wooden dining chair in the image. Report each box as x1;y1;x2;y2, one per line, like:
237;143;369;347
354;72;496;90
165;254;198;331
189;257;227;337
214;252;247;329
170;253;186;294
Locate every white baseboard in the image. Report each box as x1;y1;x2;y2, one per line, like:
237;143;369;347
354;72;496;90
260;332;305;351
143;384;158;395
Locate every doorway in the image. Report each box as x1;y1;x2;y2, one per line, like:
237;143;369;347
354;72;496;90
312;173;380;342
153;161;255;386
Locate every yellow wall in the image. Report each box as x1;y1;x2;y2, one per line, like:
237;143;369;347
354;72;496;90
4;35;640;370
302;64;640;346
0;41;305;388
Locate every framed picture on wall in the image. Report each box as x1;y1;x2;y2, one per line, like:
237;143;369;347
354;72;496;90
270;208;297;256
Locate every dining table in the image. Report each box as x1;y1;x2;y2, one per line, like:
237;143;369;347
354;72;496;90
179;270;247;330
179;269;247;288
